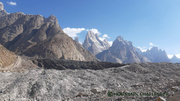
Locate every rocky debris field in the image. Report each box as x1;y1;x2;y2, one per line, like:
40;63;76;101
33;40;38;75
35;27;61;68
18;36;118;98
0;62;180;101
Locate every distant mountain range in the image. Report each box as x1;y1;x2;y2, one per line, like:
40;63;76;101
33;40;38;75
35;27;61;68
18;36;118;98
136;47;179;63
82;31;179;63
82;33;150;63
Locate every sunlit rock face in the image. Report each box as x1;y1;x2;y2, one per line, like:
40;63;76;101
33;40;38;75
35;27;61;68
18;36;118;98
0;44;17;68
0;6;98;61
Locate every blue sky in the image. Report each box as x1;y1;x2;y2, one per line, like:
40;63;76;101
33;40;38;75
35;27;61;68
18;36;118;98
1;0;180;58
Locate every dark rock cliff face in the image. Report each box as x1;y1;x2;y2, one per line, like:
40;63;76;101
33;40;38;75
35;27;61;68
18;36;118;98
96;36;150;63
0;12;98;61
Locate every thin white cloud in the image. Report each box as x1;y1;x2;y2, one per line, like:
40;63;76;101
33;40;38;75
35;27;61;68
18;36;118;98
86;28;101;35
167;54;173;59
99;37;113;46
137;46;148;52
149;42;156;46
66;27;112;46
108;41;113;46
102;34;110;38
98;37;112;46
99;37;105;41
7;1;17;6
175;54;180;58
63;27;85;38
167;54;180;59
149;43;153;46
137;43;157;53
148;47;153;50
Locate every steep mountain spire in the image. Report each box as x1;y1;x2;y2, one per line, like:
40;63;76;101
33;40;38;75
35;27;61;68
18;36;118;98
83;31;110;55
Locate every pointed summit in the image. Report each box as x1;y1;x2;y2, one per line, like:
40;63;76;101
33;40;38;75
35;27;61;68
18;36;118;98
171;55;180;63
112;36;129;47
86;31;96;39
45;15;57;23
83;31;110;55
150;47;159;51
116;36;124;40
172;55;177;58
45;15;61;29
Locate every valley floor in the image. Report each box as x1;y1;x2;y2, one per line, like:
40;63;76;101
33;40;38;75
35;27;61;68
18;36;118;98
0;62;180;101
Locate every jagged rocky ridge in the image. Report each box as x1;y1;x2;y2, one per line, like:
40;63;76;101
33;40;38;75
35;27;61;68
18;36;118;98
96;36;150;63
0;5;98;61
136;47;171;63
83;31;110;55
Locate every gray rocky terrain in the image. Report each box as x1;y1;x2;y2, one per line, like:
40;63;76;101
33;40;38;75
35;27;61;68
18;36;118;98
0;62;180;101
